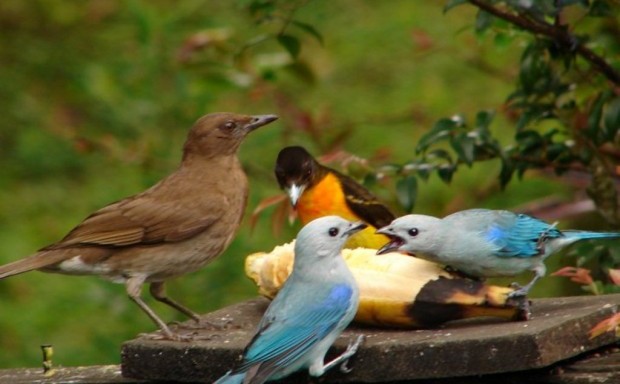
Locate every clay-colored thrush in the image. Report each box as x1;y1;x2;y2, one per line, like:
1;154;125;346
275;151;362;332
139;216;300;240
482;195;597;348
0;112;278;339
274;146;395;249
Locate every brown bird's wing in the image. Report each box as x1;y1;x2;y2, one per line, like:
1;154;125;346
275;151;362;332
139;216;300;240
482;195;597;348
335;170;396;229
43;194;224;250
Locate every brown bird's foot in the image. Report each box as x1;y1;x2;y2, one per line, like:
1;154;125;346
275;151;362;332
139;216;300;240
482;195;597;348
149;282;202;322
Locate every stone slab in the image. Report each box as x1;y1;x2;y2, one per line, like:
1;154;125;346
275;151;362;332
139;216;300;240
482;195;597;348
0;365;143;384
121;294;620;383
2;348;619;384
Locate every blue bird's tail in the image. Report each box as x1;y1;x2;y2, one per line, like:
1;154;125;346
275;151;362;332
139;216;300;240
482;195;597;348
213;371;245;384
563;230;620;242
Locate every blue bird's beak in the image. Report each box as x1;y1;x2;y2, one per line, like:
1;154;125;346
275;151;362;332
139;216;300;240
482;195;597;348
343;221;367;237
376;227;405;255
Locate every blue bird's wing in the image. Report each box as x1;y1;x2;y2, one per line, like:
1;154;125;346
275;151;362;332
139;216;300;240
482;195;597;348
484;213;562;258
232;284;354;383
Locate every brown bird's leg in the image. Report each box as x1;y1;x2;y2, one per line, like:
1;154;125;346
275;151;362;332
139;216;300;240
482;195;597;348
150;281;231;330
126;277;175;339
149;281;200;322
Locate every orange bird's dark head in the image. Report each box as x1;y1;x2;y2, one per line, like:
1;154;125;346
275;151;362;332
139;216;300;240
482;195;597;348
275;146;324;208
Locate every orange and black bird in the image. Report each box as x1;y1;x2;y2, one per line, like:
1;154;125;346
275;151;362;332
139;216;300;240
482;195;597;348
274;146;395;249
0;112;278;339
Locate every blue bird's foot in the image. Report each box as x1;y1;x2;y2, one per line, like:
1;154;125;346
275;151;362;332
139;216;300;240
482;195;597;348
505;293;531;321
339;335;365;373
508;282;530;298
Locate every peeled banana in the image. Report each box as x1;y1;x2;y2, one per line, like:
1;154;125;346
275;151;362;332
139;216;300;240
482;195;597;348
245;242;530;328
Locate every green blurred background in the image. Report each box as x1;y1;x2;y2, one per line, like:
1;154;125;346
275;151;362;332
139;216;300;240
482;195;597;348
0;0;608;368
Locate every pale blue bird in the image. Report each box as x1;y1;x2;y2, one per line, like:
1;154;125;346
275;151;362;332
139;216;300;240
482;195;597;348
214;216;366;384
376;208;619;297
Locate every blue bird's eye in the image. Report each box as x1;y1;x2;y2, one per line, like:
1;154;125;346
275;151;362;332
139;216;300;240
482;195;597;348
408;228;419;237
329;227;339;237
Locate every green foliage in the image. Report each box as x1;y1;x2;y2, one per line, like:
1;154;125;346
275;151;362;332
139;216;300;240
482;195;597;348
385;1;620;217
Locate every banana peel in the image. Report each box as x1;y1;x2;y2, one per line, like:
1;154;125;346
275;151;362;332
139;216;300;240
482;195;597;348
245;241;530;328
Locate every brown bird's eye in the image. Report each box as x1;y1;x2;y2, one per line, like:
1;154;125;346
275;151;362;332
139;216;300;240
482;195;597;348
329;227;339;237
224;121;236;130
408;228;419;237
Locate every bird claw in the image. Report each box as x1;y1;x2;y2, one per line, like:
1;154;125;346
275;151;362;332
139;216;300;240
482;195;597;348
505;292;532;321
508;284;529;299
339;335;364;373
340;359;353;373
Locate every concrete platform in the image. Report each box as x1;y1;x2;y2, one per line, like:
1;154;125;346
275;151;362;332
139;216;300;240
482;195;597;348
0;365;143;384
120;294;620;383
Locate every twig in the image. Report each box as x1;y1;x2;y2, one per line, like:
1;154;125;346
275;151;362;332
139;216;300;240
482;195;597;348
467;0;620;85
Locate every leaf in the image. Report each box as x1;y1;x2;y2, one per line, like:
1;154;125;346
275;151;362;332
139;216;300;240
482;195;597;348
589;313;620;339
437;165;456;184
493;32;513;49
551;266;594;285
587;91;610;143
519;43;549;93
416;118;458;153
396;175;417;213
414;162;431;181
277;34;301;58
516;130;543;154
475;110;495;131
426;148;453;163
475;10;494;34
499;156;514;188
248;0;276;17
249;194;289;232
589;0;615;17
292;21;324;45
546;142;569;162
443;0;468;13
450;133;475;166
609;269;620;286
603;97;620;141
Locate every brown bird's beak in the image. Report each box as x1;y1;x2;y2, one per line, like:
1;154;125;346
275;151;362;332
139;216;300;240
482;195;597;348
244;114;279;132
376;227;405;255
343;221;368;237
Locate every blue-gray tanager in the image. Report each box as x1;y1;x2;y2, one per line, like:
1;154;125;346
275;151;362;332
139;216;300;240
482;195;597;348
376;209;619;297
215;216;366;384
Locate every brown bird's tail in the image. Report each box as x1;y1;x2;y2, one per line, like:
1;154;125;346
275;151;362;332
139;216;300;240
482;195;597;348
0;252;67;279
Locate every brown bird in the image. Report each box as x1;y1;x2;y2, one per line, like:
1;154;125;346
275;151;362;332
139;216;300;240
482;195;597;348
0;112;278;339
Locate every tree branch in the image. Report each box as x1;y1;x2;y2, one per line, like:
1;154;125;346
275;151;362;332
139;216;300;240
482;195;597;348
467;0;620;86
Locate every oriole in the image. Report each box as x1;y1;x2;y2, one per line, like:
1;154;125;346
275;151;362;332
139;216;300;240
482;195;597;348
275;146;395;249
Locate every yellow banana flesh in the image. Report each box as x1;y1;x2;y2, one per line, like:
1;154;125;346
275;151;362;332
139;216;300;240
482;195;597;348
245;242;530;328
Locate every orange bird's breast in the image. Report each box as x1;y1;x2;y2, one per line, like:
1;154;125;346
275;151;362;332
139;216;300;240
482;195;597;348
296;173;389;249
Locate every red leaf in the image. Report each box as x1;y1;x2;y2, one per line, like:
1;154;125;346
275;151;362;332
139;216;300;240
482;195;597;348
551;266;594;286
589;313;620;339
249;194;289;233
609;269;620;286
